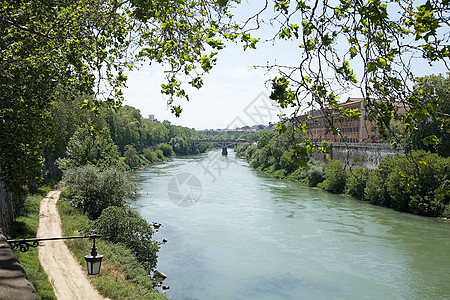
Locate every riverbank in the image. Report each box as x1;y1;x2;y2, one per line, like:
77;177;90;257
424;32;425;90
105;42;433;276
130;149;450;299
57;192;167;299
10;185;166;299
235;142;450;220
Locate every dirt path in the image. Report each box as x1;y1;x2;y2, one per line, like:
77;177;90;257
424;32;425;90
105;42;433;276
37;191;106;300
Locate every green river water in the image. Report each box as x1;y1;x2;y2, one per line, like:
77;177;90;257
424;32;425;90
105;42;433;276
129;149;450;299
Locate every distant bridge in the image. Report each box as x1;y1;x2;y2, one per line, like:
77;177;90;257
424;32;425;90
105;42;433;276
192;139;254;155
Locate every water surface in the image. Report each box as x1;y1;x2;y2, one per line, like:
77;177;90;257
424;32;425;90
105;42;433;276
130;150;450;299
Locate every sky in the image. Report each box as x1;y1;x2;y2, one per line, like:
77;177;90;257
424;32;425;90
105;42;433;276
122;1;448;131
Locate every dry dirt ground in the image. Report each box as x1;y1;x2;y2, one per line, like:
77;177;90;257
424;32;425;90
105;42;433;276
37;191;106;299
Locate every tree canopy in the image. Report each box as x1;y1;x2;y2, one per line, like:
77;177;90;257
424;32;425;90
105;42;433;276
0;0;238;196
1;0;449;198
246;0;449;150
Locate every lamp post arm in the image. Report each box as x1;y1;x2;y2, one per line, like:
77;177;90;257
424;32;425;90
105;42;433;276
7;235;102;252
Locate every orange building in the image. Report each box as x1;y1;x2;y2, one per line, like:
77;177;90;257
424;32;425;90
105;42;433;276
297;98;407;143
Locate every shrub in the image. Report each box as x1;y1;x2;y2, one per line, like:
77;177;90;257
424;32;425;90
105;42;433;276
365;151;450;216
365;168;390;206
83;206;159;273
245;144;257;159
250;148;269;169
272;169;286;179
287;168;308;181
280;149;299;174
321;160;347;193
158;143;174;158
306;164;325;187
124;145;142;169
142;148;157;163
235;143;250;157
57;126;122;171
155;149;165;160
62;165;137;219
346;167;370;199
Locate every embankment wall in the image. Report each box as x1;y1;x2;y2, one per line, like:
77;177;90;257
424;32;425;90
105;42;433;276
312;143;404;169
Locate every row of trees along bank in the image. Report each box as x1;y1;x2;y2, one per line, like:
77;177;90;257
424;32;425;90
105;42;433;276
50;101;214;290
235;128;450;219
2;0;450;233
9;94;212;292
45;95;212;177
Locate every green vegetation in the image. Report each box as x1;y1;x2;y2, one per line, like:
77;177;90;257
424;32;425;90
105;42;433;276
345;167;370;200
264;1;450;173
403;74;450;157
2;0;449;222
1;0;449;201
2;0;450;293
236;126;318;184
319;160;347;194
57;126;123;171
0;0;238;197
54;103;169;293
62;165;137;219
58;199;166;300
83;206;159;273
237;129;450;218
11;188;56;300
364;151;450;217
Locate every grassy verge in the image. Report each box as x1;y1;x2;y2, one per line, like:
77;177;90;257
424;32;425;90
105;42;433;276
11;186;57;300
57;196;167;300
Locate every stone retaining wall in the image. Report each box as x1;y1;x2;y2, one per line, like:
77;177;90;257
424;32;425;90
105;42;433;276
0;182;15;235
312;143;404;169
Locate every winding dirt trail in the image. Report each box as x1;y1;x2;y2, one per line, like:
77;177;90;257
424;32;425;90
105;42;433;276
36;191;106;299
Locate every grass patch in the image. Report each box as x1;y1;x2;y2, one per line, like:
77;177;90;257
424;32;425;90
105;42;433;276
57;198;167;300
11;186;57;300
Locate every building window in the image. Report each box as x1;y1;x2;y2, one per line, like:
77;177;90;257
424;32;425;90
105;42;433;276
371;126;376;132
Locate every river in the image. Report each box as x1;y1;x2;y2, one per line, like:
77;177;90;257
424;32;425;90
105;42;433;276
129;149;450;299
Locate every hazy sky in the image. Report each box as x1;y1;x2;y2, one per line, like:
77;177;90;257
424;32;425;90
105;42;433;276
122;2;447;130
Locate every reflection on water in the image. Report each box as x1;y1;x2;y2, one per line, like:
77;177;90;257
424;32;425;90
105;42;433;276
129;149;450;299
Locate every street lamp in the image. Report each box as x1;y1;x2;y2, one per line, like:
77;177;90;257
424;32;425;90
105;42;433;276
84;235;103;275
8;235;103;275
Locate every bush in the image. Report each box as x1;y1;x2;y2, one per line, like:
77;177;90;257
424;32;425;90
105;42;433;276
250;148;270;169
287;168;308;181
306;164;325;187
365;151;450;216
158;143;174;158
346;167;370;199
155;149;165;160
365;168;390;206
62;165;137;219
280;149;299;174
245;144;257;159
57;126;122;171
321;160;347;193
124;145;142;169
83;206;159;273
142;148;157;163
272;169;286;179
235;143;250;157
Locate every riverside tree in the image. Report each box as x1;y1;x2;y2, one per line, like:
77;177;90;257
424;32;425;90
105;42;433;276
0;0;241;197
1;0;449;199
240;0;450;199
256;0;450;144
